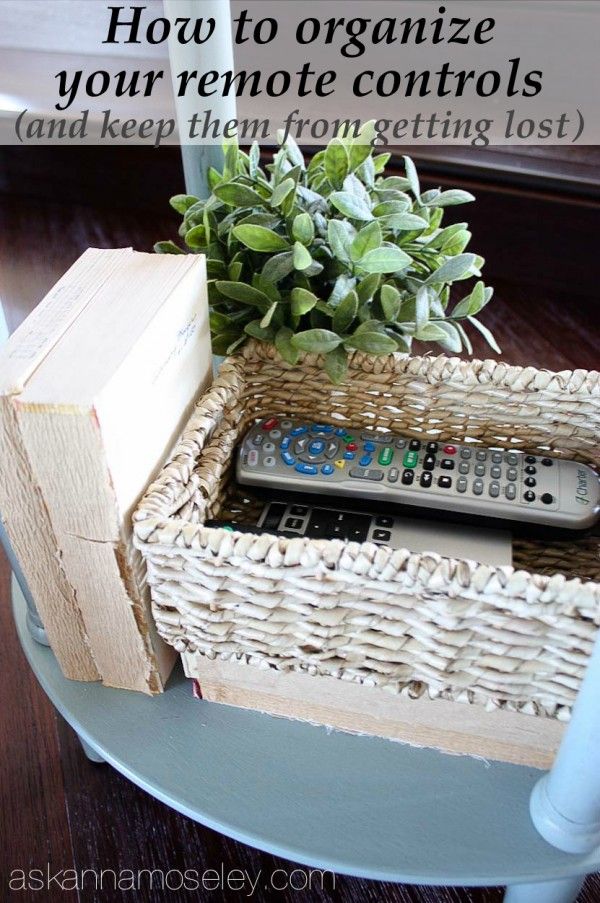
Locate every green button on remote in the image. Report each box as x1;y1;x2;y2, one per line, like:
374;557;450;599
403;450;418;468
378;446;394;466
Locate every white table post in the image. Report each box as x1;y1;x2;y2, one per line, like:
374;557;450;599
505;626;600;902
164;0;236;197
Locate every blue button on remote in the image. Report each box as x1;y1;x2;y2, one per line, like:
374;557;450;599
360;455;372;466
335;428;346;436
312;424;334;433
308;439;326;455
291;426;307;436
281;451;295;466
363;442;376;453
295;462;318;475
343;451;355;460
281;437;291;450
321;464;334;475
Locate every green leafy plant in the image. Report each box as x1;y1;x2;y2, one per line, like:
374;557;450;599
156;124;499;383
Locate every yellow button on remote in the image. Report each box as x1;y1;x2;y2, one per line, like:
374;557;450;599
334;459;345;469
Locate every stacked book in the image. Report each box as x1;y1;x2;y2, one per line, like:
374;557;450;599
0;248;211;692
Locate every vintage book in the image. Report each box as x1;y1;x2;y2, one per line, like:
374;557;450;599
1;247;211;692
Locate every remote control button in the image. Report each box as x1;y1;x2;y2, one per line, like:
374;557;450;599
525;455;536;464
473;479;484;495
247;449;259;466
359;455;373;467
489;482;500;498
476;450;487;462
525;465;536;475
423;455;436;471
281;451;295;466
285;518;303;529
506;452;519;465
378;447;394;466
334;459;346;469
491;452;503;464
409;439;421;451
294;438;308;453
280;436;291;450
401;469;414;485
541;492;554;504
253;434;264;446
395;438;407;449
457;477;467;493
281;420;293;429
325;441;339;459
269;429;281;439
295;462;317;475
490;465;501;479
403;451;419;469
420;472;433;488
388;467;399;483
264;456;276;467
321;464;334;475
376;516;394;527
346;442;358;452
312;423;334;433
373;529;391;542
344;434;355;443
505;484;517;500
291;426;307;436
443;444;457;455
474;464;486;477
309;439;326;455
326;525;344;539
290;506;308;515
524;476;536;487
263;417;279;430
507;468;518;481
459;462;470;475
426;442;439;454
344;451;356;460
524;490;536;502
349;467;383;481
460;448;472;460
541;458;553;467
263;442;276;453
441;458;455;470
335;428;346;436
363;441;376;453
438;475;452;489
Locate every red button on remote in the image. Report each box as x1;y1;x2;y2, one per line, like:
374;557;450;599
262;417;279;430
443;444;457;455
346;442;358;451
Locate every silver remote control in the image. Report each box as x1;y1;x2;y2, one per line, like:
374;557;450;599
236;417;600;532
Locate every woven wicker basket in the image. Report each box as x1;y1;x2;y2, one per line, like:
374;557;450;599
133;341;600;761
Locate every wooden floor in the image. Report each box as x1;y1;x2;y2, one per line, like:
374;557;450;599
0;187;599;903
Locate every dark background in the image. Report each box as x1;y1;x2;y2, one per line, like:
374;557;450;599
0;145;598;902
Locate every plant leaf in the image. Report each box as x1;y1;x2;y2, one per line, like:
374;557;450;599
467;316;502;354
293;241;312;271
350;221;382;262
271;177;295;208
215;281;271;310
275;326;300;365
213;182;265;207
327;219;355;262
403;155;421;201
184;225;207;249
262;251;294;283
332;290;359;333
415;286;430;328
330;191;373;222
380;284;402;320
170;194;199;214
292;213;315;245
291;329;342;354
233;224;289;252
425;253;476;285
290;287;318;316
356;273;380;303
324;346;349;384
344;332;397;354
359;246;411;274
260;301;278;329
428;189;476;207
154;240;184;254
325;137;349;189
434;320;463;353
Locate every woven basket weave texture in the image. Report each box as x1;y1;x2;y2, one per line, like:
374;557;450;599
134;341;600;721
